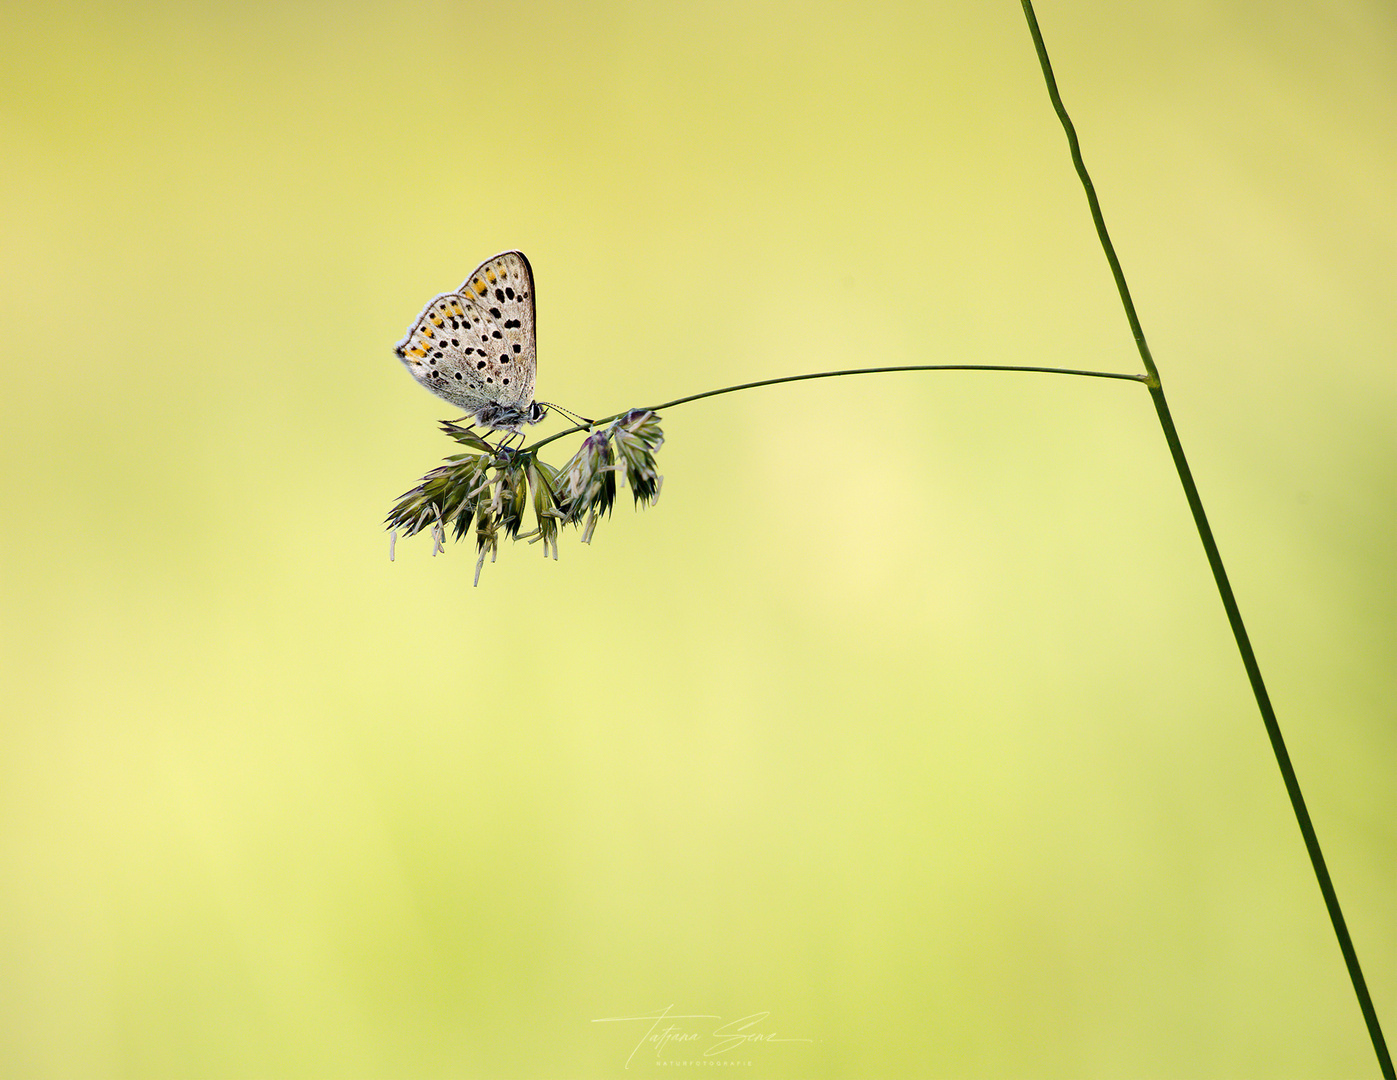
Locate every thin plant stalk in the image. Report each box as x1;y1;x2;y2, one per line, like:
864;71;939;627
528;363;1147;453
1018;1;1393;1074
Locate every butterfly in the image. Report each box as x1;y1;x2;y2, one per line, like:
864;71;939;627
394;251;545;433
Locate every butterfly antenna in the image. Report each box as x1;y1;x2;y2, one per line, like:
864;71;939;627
537;401;595;429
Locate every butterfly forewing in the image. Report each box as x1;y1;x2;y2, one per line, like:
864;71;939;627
394;251;537;423
458;252;536;409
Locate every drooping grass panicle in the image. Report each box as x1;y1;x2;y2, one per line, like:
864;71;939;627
555;429;616;525
524;455;564;560
385;412;665;582
611;409;664;507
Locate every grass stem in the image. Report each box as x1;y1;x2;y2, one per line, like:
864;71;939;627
1020;1;1392;1073
527;363;1147;452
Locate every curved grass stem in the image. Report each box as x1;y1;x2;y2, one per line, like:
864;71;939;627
527;363;1148;453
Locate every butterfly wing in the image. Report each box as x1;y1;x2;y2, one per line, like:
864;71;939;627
395;251;537;425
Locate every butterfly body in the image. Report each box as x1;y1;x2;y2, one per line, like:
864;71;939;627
395;251;545;433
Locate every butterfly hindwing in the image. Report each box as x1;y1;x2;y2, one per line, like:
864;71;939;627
396;291;491;410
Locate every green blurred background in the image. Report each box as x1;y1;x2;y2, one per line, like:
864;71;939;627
2;1;1393;1076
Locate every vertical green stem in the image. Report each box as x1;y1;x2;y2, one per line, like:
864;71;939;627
1147;385;1393;1077
1019;2;1392;1074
